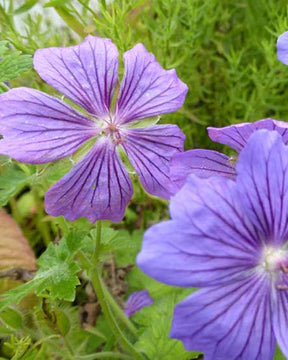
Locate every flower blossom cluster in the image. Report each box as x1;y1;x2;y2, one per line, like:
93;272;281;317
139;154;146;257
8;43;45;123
2;31;288;359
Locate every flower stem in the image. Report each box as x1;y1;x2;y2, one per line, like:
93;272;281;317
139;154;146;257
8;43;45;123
100;278;138;336
90;222;143;360
31;187;51;246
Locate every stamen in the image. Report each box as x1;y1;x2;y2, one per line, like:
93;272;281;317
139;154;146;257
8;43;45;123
277;284;288;290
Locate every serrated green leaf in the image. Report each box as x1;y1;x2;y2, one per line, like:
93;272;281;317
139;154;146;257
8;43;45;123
0;51;33;82
134;295;201;360
0;238;81;311
0;166;29;206
35;240;81;301
14;0;38;14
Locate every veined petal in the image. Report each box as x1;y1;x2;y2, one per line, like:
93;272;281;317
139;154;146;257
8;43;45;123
124;290;153;317
115;44;188;124
236;130;288;244
170;175;261;254
45;138;133;222
137;219;256;288
0;88;98;164
34;36;118;117
277;31;288;65
170;274;275;360
121;125;185;198
170;149;236;189
208;118;288;152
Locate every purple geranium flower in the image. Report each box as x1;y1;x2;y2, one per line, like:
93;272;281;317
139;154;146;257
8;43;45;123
138;129;288;359
0;36;187;222
170;118;288;189
124;290;153;317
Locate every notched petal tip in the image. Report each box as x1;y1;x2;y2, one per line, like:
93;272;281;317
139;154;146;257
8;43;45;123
34;36;119;118
116;43;188;124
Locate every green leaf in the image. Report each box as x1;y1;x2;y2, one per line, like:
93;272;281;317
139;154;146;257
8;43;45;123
134;294;201;360
0;238;81;312
0;165;29;206
14;0;38;15
44;2;86;37
0;52;33;82
35;239;81;301
0;307;23;329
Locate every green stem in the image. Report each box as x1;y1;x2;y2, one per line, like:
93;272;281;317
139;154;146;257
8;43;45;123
9;197;21;224
0;82;9;92
101;278;138;336
31;187;51;246
57;216;70;236
90;222;143;360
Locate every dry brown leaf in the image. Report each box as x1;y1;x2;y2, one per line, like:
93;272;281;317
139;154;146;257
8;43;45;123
0;210;36;271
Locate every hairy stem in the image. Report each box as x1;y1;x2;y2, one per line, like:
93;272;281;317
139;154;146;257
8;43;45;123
90;222;143;360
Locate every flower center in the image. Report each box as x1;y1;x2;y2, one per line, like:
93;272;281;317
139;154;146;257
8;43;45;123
262;247;287;272
261;247;288;290
99;120;124;145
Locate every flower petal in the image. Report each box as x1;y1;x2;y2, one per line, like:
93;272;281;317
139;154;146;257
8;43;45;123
115;44;188;124
121;125;185;198
137;219;257;288
124;290;153;317
34;36;118;117
170;149;236;189
170;175;260;253
236;130;288;244
208;118;288;152
277;31;288;65
170;274;275;360
0;88;97;164
45;138;133;222
138;176;259;288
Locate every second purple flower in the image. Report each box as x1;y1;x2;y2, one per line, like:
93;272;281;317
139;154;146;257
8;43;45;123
0;36;187;222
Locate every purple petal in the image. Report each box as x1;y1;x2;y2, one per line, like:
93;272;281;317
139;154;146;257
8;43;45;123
208;118;288;152
273;280;288;358
122;125;185;198
45;138;133;222
170;175;260;253
137;176;259;288
34;36;118;117
0;88;98;164
124;290;153;317
170;274;275;360
170;149;236;189
277;31;288;65
115;44;188;124
236;130;288;245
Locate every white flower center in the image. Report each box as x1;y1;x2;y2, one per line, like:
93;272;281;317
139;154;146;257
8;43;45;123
261;247;287;272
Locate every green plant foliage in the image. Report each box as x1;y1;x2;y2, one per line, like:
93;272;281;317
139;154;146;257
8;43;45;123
0;41;32;83
0;237;81;311
134;295;200;360
0;163;30;206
